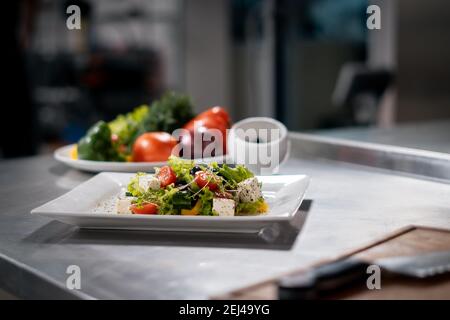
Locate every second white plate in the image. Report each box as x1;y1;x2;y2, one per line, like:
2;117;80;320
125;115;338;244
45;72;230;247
54;144;228;173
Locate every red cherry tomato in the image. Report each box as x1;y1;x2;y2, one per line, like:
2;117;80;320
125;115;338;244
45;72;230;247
156;166;177;188
130;202;158;215
194;171;218;191
132;132;177;162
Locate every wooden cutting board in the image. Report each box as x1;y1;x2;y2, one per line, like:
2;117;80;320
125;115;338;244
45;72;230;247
216;225;450;300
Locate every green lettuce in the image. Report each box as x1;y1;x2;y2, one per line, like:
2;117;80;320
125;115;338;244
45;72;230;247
212;163;254;188
236;198;266;215
199;188;215;216
126;172;148;197
158;185;182;215
167;156;196;184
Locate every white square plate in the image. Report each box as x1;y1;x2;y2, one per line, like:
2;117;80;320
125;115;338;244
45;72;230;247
31;173;310;233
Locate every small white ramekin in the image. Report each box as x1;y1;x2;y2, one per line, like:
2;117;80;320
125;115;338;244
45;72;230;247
227;117;289;175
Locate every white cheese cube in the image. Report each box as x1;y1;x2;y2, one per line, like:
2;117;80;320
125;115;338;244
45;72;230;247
116;198;132;214
138;175;160;192
237;177;262;203
213;198;235;216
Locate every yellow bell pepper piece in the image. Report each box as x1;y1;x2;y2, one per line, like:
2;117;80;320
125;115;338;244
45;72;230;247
70;145;78;160
258;201;269;213
181;200;201;216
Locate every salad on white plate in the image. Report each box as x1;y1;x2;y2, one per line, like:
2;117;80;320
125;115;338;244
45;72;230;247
114;156;269;217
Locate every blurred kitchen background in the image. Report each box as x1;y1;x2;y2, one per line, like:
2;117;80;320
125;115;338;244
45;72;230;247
3;0;450;158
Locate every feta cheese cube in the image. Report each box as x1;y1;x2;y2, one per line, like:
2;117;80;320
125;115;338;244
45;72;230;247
213;198;235;216
116;198;132;214
237;177;262;203
138;175;160;192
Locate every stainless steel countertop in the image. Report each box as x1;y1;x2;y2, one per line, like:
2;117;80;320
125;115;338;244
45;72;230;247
315;120;450;154
1;134;450;299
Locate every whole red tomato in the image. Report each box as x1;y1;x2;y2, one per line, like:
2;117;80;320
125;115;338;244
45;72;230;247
182;107;230;158
184;106;230;131
199;106;230;126
132;132;177;162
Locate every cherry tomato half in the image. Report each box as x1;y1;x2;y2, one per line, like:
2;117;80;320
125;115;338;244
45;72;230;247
132;132;177;162
156;166;177;188
130;202;158;215
194;171;218;191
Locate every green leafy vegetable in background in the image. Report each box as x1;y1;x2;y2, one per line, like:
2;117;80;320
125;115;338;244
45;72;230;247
77;105;148;161
138;91;194;134
108;104;149;153
76;92;195;162
77;121;124;161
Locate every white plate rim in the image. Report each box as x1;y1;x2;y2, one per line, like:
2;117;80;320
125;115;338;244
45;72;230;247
54;144;229;172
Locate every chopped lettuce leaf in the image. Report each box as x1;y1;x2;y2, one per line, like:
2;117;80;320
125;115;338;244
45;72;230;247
214;164;254;188
158;185;182;215
168;155;195;183
126;172;147;197
199;188;214;216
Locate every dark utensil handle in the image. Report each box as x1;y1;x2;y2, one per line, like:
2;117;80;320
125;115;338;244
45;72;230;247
278;259;370;300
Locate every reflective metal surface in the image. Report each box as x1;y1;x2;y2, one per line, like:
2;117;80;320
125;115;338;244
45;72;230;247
291;132;450;182
1;132;450;299
315;120;450;154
